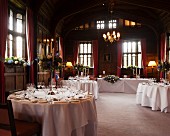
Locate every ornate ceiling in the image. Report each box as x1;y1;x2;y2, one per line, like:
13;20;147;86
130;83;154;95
11;0;170;35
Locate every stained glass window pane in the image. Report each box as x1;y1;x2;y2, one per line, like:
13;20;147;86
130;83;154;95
123;54;127;68
9;10;13;30
80;44;83;53
132;54;136;66
101;24;104;29
84;55;87;66
16;14;22;33
138;42;141;52
128;54;131;66
128;42;131;52
9;34;13;57
84;43;87;53
16;36;22;58
87;43;91;53
132;42;136;52
123;42;127;53
138;54;142;68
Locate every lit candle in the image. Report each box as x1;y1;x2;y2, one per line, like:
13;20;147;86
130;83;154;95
103;71;105;75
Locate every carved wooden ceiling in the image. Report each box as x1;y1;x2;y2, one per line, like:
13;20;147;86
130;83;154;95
11;0;170;36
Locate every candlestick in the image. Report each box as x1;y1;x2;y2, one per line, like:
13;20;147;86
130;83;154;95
81;72;83;76
85;68;86;76
139;68;140;75
52;48;54;61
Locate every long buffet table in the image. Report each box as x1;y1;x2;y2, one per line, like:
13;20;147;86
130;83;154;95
97;78;149;94
61;80;98;99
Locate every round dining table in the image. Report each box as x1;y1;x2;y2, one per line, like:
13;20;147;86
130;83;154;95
8;89;97;136
136;82;170;113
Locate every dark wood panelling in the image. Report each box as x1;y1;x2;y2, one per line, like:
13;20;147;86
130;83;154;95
4;66;26;92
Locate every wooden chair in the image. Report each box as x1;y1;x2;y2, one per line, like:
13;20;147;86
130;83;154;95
0;100;41;136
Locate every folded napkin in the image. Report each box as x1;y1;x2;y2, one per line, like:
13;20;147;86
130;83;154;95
38;99;48;103
29;98;38;103
14;91;24;95
19;99;30;103
14;96;25;100
53;100;67;104
69;99;80;103
8;94;16;99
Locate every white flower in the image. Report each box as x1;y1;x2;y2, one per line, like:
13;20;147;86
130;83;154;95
14;61;18;64
23;62;27;67
14;56;18;60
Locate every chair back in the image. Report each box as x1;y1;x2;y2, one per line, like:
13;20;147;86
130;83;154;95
0;100;17;136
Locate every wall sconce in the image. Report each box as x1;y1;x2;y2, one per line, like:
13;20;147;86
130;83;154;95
148;61;157;77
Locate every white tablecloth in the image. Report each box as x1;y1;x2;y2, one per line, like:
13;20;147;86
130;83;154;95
136;83;170;112
9;91;97;136
61;80;99;99
97;78;149;93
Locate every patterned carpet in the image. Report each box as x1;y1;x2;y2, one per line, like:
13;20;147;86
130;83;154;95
96;93;170;136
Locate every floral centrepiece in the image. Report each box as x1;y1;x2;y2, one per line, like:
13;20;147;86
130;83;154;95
74;63;84;71
127;65;138;69
104;75;120;84
157;61;170;72
5;56;27;67
39;53;63;71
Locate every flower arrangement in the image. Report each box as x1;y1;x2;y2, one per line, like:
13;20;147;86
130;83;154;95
104;75;120;84
39;53;63;71
4;56;27;67
74;63;84;71
127;65;138;69
157;60;170;71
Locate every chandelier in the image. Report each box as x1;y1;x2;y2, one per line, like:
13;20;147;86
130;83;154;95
103;31;120;43
102;0;120;43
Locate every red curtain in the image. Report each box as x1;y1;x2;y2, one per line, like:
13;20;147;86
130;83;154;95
0;0;8;103
92;40;98;77
160;33;167;78
73;41;79;65
141;39;147;77
26;8;34;83
117;40;122;77
59;37;63;59
160;33;166;62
